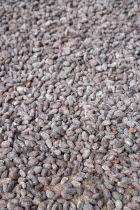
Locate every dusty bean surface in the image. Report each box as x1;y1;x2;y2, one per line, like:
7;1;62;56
0;0;140;210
